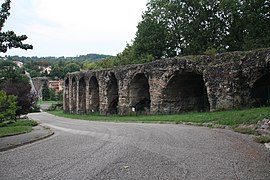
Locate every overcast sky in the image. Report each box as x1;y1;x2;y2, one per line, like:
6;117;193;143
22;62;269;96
1;0;148;57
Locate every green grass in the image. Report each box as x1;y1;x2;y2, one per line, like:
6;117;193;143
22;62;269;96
254;135;270;143
38;100;58;105
0;120;38;138
233;127;260;135
49;106;270;127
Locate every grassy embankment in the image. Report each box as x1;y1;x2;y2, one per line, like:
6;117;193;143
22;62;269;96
50;107;270;126
0;120;38;138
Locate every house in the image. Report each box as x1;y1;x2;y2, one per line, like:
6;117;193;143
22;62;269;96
13;61;24;68
48;80;64;93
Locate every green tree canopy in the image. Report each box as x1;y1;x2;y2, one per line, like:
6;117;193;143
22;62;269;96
63;63;80;74
0;61;35;116
133;0;270;58
0;0;33;53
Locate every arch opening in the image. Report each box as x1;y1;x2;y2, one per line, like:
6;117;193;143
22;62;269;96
71;77;77;113
64;78;69;112
161;72;209;113
107;73;119;114
89;76;99;113
129;73;151;113
250;73;270;107
78;77;86;114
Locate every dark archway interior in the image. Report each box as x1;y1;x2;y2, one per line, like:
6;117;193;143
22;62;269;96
107;73;119;114
64;78;69;112
78;77;86;113
250;73;270;107
109;98;119;115
162;72;209;113
89;76;99;112
129;73;151;113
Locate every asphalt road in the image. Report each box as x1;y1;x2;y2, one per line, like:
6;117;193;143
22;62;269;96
1;112;270;179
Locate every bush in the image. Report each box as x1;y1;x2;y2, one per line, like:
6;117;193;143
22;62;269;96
0;90;17;122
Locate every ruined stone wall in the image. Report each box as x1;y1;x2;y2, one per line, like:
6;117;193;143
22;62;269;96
64;48;270;115
32;77;48;100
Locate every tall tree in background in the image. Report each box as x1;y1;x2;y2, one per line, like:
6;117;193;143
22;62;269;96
42;82;50;101
133;0;270;58
240;0;270;50
0;0;33;53
220;0;270;51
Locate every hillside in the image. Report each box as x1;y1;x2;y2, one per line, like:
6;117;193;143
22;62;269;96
1;53;114;63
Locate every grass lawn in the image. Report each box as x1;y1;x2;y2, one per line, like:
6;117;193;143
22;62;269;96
49;106;270;127
38;100;58;105
0;120;38;138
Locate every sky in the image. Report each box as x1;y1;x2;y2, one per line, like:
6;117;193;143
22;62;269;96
1;0;148;57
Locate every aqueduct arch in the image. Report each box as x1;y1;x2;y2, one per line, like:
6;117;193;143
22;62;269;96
63;48;270;115
250;73;270;107
89;76;99;113
107;73;119;114
129;73;151;113
161;71;209;113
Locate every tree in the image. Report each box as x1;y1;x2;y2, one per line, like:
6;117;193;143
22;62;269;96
63;63;80;74
50;66;65;79
0;61;36;116
3;75;35;116
239;0;270;50
220;0;270;51
0;0;33;53
134;11;168;59
42;82;50;101
0;90;17;122
49;88;57;101
133;0;270;58
0;60;24;87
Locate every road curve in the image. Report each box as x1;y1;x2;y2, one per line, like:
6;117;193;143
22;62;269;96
0;112;269;179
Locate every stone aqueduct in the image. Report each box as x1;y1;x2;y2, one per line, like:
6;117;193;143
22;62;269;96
63;49;270;115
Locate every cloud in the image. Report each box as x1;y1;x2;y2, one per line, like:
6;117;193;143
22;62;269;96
2;0;147;57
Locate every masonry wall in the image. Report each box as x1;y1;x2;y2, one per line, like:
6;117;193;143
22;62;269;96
63;48;270;115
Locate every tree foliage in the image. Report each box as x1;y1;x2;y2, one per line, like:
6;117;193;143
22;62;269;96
42;82;50;101
133;0;270;58
0;60;35;116
83;0;270;69
0;0;33;53
63;63;80;74
0;90;17;122
82;44;154;70
2;72;35;116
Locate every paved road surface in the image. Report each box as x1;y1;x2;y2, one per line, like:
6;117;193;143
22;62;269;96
1;112;270;179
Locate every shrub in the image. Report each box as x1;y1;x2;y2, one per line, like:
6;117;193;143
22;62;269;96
0;90;17;122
